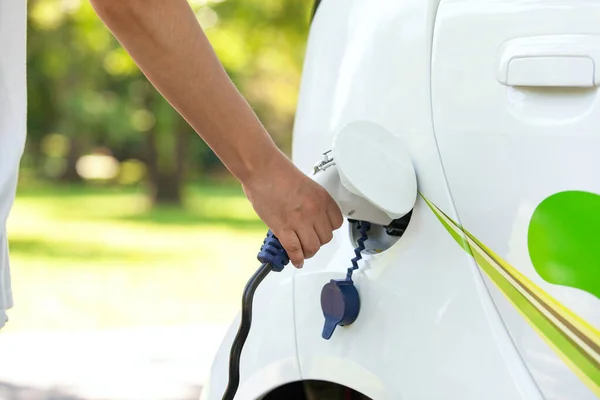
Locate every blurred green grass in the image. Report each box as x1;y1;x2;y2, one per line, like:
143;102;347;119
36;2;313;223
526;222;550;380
5;182;267;332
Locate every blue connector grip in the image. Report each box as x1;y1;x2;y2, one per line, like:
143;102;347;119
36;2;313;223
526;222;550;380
257;230;290;272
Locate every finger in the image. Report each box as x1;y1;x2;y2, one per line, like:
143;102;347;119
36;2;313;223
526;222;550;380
297;227;321;260
327;202;344;230
314;215;333;245
278;230;304;268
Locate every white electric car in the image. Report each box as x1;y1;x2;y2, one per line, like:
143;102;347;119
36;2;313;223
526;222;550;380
201;0;600;399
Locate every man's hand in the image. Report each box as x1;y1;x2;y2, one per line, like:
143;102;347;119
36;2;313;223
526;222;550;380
90;0;343;264
242;154;343;268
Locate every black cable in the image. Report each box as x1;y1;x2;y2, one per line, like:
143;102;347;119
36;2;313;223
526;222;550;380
222;262;273;400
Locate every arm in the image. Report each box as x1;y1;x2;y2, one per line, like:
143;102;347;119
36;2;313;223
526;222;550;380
90;0;342;267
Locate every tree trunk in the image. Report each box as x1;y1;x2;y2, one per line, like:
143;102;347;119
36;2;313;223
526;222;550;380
57;18;83;183
145;94;189;205
60;137;82;183
141;86;191;206
145;128;187;205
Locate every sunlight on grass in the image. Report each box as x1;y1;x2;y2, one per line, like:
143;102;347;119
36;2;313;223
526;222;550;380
5;183;266;332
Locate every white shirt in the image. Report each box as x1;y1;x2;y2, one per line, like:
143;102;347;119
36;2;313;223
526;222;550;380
0;1;28;329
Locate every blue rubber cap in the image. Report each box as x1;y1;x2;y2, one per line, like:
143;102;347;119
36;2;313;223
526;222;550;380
257;230;290;272
320;279;360;340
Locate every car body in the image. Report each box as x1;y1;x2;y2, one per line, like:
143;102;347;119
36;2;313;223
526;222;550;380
201;0;600;399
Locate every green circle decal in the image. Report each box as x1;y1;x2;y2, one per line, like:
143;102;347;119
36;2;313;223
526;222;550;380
528;190;600;299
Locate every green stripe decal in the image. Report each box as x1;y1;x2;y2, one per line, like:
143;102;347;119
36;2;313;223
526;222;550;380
421;194;600;396
425;197;472;255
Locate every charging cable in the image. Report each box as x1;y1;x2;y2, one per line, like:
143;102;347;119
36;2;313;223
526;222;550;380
221;231;290;400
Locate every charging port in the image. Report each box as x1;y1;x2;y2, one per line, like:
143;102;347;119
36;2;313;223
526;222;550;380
348;210;412;254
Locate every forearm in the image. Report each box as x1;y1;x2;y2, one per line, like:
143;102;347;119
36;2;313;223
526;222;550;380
90;0;284;183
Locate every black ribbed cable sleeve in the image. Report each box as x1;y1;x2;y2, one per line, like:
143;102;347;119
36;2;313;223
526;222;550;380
221;262;272;400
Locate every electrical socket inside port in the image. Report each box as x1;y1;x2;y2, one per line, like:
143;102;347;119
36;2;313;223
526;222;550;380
348;210;412;254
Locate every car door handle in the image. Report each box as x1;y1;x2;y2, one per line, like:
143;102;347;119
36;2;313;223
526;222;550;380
497;35;600;88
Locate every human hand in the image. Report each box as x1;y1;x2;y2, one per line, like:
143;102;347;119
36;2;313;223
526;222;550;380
242;153;343;268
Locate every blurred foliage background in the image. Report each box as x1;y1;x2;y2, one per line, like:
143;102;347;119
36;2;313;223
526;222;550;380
6;0;315;336
25;0;313;204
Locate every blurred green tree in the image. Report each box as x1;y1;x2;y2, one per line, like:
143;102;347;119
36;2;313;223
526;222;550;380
26;0;313;205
